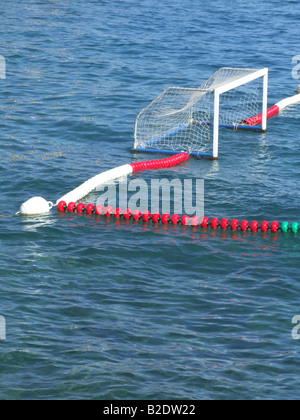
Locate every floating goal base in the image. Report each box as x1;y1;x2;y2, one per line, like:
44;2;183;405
219;124;265;132
130;148;214;159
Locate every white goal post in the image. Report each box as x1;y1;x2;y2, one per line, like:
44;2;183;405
133;67;268;159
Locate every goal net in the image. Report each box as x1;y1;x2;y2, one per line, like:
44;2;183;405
133;68;268;159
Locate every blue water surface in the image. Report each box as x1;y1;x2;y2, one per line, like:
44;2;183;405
1;0;300;400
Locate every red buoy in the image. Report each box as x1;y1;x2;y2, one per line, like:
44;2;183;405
67;202;76;213
132;209;142;221
211;217;219;229
152;212;161;223
95;204;104;215
57;201;67;212
240;220;249;232
86;204;95;214
191;216;199;227
181;215;189;226
77;202;86;213
123;208;132;220
230;219;239;231
200;216;209;228
142;211;151;222
261;221;269;233
161;213;170;224
250;221;259;232
104;206;113;217
114;208;123;218
270;221;279;233
220;218;229;230
171;214;180;225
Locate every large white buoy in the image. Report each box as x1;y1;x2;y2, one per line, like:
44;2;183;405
18;197;54;216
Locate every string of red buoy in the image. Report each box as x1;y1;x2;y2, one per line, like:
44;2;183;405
130;152;190;172
56;202;299;234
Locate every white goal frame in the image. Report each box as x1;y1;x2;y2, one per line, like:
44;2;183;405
212;68;268;158
133;68;269;159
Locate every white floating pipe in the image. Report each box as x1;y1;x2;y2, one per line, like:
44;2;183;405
56;164;133;205
244;91;300;126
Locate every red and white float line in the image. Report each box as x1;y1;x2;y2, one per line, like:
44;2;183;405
18;153;189;216
243;92;300;126
56;153;188;205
